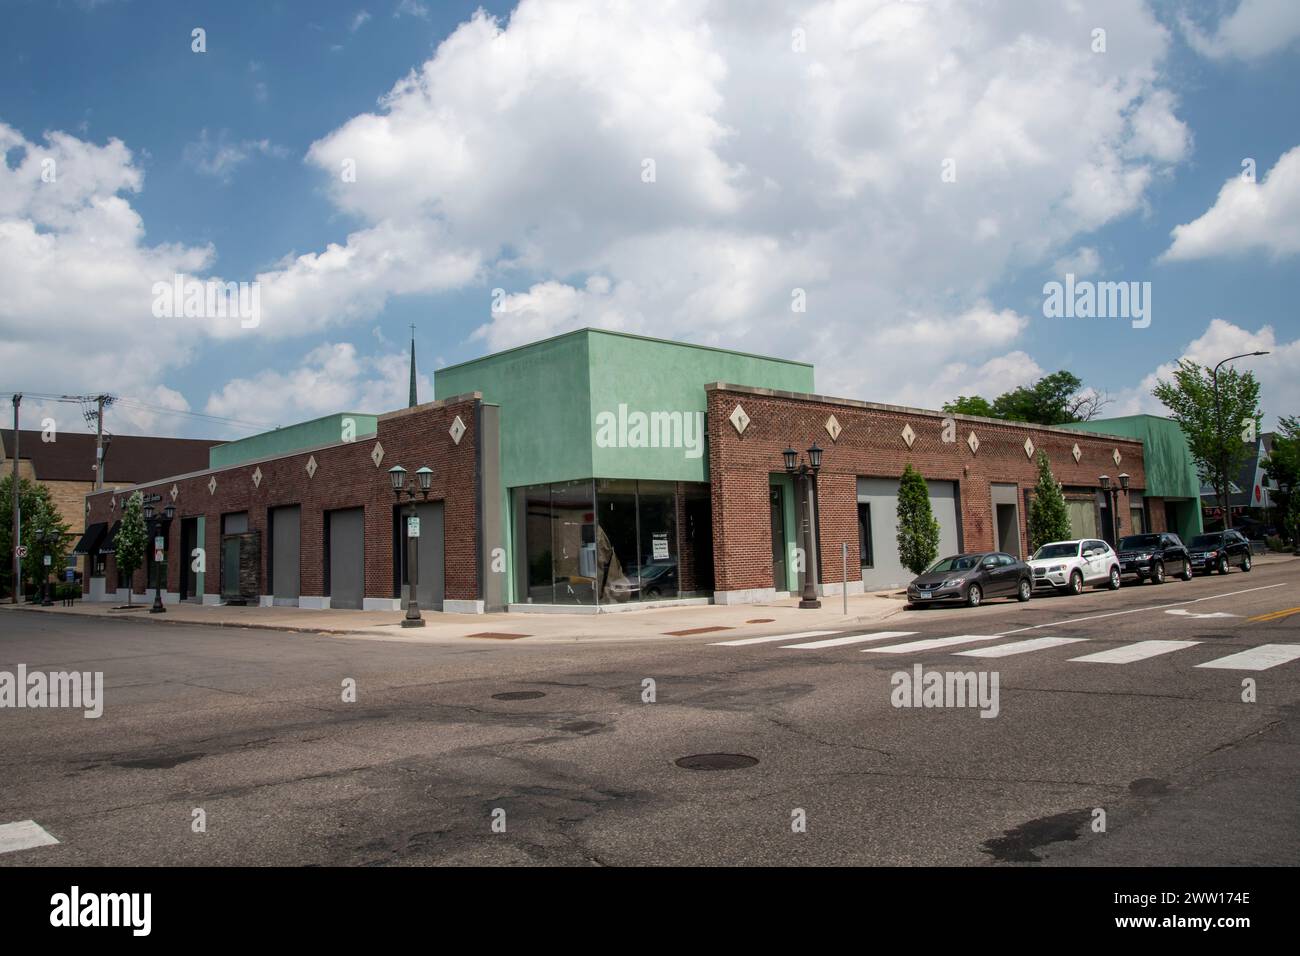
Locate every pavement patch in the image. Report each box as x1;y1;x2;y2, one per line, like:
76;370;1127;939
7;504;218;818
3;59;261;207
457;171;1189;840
492;691;546;701
980;808;1092;863
674;753;758;771
0;819;60;854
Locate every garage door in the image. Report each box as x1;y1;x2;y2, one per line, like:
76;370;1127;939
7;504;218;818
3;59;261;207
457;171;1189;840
270;505;301;605
1067;499;1099;540
400;501;444;611
857;478;960;590
328;508;364;610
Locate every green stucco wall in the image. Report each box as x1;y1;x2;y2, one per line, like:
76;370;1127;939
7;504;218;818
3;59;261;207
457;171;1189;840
209;414;377;469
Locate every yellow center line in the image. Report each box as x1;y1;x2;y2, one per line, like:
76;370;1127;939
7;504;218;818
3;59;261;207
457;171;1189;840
1248;606;1300;623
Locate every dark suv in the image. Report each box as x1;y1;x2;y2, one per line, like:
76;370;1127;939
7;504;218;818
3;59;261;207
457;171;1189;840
1187;530;1253;575
1116;533;1192;585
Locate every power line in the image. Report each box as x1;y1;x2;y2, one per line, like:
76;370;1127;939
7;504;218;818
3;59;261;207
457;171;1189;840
3;392;278;433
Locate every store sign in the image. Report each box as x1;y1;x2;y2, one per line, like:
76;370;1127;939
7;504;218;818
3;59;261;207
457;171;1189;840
407;516;420;539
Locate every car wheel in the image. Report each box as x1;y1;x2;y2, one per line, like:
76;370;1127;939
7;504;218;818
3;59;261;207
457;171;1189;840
1179;560;1193;581
1150;560;1165;584
1068;570;1084;595
966;584;982;608
1217;555;1229;575
1242;554;1252;572
1017;578;1032;602
1108;566;1121;590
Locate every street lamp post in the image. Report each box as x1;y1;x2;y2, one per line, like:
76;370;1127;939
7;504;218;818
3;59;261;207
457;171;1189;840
783;443;823;609
143;503;175;614
36;527;58;606
389;465;433;627
1099;473;1130;546
1212;351;1270;532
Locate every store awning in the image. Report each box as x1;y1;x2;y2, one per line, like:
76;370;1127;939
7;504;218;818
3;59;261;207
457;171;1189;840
71;522;107;556
98;521;122;554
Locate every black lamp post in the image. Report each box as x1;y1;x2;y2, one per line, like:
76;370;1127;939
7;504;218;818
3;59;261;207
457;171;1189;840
389;465;433;627
144;503;174;614
1099;473;1129;546
783;443;823;609
1212;351;1269;532
36;527;58;606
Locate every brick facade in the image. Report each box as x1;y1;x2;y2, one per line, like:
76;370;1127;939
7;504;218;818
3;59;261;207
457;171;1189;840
85;396;483;605
706;385;1146;596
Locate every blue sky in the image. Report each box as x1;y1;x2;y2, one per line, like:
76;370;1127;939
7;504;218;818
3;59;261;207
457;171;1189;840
1;0;1297;439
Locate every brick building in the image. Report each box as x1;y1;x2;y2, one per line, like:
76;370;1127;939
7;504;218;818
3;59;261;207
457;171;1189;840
80;330;1180;613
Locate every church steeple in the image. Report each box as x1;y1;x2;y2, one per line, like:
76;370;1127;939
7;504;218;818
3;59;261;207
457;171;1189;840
408;323;418;407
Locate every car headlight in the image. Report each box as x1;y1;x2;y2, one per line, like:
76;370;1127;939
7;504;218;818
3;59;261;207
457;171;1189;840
941;577;964;588
1048;564;1064;572
1137;553;1153;561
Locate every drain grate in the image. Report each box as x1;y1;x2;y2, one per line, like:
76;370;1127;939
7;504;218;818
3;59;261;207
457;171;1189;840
675;753;758;771
492;691;546;701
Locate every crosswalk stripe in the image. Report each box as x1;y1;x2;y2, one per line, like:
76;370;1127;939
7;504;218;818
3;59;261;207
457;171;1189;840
952;636;1089;658
861;635;1004;654
781;631;916;649
1195;644;1300;671
0;820;59;854
711;630;840;647
1068;640;1200;664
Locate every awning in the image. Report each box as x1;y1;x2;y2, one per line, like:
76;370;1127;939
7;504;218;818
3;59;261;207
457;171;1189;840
99;521;122;555
71;522;107;556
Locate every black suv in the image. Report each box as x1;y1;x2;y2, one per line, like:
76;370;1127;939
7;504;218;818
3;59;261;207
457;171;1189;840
1187;530;1253;575
1116;532;1192;585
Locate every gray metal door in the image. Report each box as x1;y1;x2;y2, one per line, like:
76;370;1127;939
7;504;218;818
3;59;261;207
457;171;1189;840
328;508;364;610
402;501;444;611
271;505;301;603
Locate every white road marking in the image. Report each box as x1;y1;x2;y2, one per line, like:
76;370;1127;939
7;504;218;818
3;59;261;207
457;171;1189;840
997;583;1287;636
952;636;1089;658
711;630;840;647
1196;644;1300;671
1165;609;1237;619
1069;640;1200;664
0;820;59;854
862;635;1004;654
781;631;916;649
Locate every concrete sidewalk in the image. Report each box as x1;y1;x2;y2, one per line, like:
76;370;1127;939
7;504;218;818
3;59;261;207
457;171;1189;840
0;588;912;645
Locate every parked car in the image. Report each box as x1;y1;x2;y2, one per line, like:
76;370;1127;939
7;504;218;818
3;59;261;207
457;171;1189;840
1116;532;1192;584
1187;530;1253;575
907;552;1033;608
1027;539;1121;594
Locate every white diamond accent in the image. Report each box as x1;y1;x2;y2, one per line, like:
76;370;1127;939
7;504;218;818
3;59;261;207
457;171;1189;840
901;423;916;448
170;483;179;502
729;405;750;435
252;466;262;489
371;442;384;467
1072;443;1082;463
207;476;217;495
825;415;842;441
449;415;466;445
110;496;116;510
1112;448;1122;466
1023;437;1035;459
967;431;980;454
305;455;318;478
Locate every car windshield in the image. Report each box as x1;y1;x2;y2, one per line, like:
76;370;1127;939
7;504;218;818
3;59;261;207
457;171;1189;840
1189;534;1223;548
1119;534;1162;550
925;555;980;573
1034;543;1079;559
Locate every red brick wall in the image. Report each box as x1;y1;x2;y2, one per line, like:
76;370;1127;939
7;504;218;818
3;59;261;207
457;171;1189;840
707;387;1145;593
89;398;482;603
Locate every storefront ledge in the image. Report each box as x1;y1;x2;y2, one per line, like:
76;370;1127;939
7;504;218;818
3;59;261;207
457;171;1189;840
818;581;866;597
507;597;712;614
114;588;132;603
443;599;485;615
202;594;223;606
298;596;330;610
258;595;274;608
87;577;108;602
362;598;403;612
162;591;180;605
713;588;786;605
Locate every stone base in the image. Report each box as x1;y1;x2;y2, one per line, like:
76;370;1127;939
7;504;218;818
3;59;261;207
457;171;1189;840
202;593;223;606
258;595;274;608
297;596;330;610
362;598;403;612
443;599;485;615
712;587;786;605
818;580;865;597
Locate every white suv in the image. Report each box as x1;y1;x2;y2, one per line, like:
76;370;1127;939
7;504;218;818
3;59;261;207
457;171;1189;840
1028;539;1121;595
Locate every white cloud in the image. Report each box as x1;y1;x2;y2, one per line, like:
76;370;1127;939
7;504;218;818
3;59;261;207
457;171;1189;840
1161;146;1300;262
394;0;428;19
183;129;289;183
1052;246;1102;277
1180;0;1300;61
350;10;371;33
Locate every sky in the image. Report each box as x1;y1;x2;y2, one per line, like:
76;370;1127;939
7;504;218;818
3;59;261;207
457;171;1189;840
1;0;1298;442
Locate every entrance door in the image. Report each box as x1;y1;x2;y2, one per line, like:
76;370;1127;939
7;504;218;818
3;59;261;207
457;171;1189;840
270;505;301;605
179;517;199;601
328;508;364;609
770;485;787;591
991;483;1022;557
400;501;444;611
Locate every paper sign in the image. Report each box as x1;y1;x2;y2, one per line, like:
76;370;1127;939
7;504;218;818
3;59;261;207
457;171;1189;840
652;532;669;561
43;554;51;566
155;536;165;550
407;516;420;539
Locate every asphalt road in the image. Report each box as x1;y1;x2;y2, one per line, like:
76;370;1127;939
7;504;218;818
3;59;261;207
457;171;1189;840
1;559;1297;866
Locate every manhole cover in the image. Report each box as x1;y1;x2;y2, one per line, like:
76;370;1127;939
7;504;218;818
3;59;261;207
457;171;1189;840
674;753;759;771
492;691;546;701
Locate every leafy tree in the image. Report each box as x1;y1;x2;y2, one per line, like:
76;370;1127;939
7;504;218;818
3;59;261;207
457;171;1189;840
0;475;69;598
115;491;148;605
896;464;940;575
1267;416;1300;546
1027;451;1072;552
1152;359;1262;532
942;395;995;417
1283;486;1300;552
944;371;1109;427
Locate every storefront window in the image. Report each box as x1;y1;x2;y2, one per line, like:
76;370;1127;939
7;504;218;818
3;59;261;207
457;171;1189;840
519;483;554;603
550;479;596;605
595;479;638;604
636;481;678;601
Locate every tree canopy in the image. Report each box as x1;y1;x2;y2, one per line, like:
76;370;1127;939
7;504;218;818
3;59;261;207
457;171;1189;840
942;371;1108;426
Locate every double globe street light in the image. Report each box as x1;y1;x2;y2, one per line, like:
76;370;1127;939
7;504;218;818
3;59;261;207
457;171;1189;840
783;442;824;609
388;464;433;627
142;502;175;614
1098;472;1129;546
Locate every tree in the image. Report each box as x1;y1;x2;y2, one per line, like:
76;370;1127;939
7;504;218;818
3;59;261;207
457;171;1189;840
1027;451;1072;552
944;371;1109;427
1284;486;1300;552
942;395;995;417
1266;416;1300;545
115;491;148;606
896;464;940;575
0;475;69;598
1152;359;1262;532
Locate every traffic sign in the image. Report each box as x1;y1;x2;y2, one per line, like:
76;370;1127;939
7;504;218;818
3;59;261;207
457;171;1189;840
14;545;27;558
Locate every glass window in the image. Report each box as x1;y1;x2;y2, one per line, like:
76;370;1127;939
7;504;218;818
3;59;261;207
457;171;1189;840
635;481;678;601
549;479;596;605
596;479;639;604
858;502;873;568
518;484;554;604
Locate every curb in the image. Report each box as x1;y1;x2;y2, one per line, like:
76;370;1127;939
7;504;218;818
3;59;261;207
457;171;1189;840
0;603;372;637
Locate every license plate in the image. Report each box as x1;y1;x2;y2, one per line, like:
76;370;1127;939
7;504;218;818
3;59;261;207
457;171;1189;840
917;590;932;599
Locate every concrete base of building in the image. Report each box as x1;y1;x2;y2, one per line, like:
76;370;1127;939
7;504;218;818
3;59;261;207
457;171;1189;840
362;598;403;612
818;580;866;597
114;588;132;603
202;593;222;606
297;596;330;610
258;595;274;608
507;597;712;614
87;577;108;602
712;587;789;605
444;599;485;615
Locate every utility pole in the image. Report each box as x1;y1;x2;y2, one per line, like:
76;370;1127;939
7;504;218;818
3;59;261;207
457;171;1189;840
11;393;20;604
95;394;105;490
